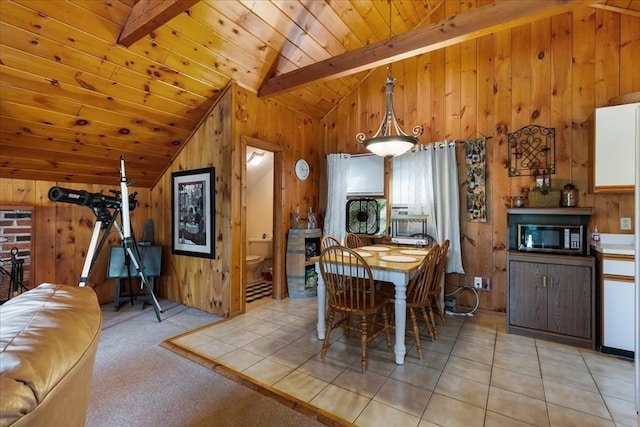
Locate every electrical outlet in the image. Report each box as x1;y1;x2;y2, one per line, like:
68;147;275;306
471;276;491;291
620;217;632;230
474;276;482;289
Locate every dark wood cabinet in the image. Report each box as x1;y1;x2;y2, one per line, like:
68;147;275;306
507;251;595;349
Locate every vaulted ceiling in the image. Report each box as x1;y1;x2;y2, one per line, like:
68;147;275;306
1;0;638;187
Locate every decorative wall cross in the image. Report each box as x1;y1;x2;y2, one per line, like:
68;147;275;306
507;125;556;177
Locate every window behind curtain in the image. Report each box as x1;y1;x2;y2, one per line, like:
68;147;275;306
391;156;411;207
390;151;438;240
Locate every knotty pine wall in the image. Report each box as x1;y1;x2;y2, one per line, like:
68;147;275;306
1;6;637;316
150;84;323;317
0;178;151;304
323;6;640;312
0;84;319;315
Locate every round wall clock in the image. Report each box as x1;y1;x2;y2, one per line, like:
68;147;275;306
295;158;310;181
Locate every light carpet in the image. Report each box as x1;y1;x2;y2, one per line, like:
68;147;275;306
87;297;324;427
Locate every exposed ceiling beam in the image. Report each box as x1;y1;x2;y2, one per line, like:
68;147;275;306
590;3;640;18
258;0;599;98
117;0;200;47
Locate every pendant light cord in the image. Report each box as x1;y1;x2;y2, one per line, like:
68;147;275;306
387;0;393;77
355;0;423;157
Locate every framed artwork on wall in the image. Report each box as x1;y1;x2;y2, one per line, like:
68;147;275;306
171;167;215;259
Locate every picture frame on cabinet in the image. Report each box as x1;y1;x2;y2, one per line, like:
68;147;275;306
171;167;215;259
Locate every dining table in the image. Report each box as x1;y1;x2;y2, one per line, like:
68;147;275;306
313;244;430;365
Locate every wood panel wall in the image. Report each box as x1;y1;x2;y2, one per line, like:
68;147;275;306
0;178;151;304
1;4;638;317
150;84;323;317
0;83;322;317
322;5;640;312
149;86;231;315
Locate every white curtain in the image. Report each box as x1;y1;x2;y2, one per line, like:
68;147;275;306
391;149;437;237
323;153;351;243
430;142;464;274
392;143;464;273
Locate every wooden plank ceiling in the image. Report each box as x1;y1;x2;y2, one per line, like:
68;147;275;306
1;0;638;188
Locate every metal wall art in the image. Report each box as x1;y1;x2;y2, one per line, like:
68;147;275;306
507;125;555;177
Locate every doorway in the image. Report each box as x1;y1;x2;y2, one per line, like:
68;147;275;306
241;136;283;311
245;145;273;303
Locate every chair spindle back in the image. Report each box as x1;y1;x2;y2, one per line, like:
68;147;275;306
319;246;376;312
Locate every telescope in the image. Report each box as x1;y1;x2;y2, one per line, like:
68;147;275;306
48;186;137;211
46;156;162;322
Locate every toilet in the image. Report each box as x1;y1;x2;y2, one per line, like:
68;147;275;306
246;237;272;283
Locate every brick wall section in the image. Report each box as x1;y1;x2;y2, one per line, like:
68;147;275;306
0;209;32;301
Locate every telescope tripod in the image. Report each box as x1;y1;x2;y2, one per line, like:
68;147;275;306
80;200;163;322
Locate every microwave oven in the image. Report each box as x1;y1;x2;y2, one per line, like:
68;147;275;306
517;224;584;254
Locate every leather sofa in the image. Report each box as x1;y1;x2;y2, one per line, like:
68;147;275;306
0;283;102;427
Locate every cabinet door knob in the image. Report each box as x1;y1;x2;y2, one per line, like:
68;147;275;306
542;276;547;288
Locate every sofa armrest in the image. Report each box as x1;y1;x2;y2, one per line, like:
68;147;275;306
1;283;102;427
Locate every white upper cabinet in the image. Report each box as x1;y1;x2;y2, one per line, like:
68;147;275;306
589;102;640;193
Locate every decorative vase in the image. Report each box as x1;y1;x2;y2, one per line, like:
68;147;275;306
560;188;578;207
511;196;526;208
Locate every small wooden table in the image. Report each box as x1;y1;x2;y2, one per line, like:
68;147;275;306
314;245;429;365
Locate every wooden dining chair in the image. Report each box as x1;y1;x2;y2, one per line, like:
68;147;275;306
321;235;341;250
382;244;439;360
318;246;392;373
426;240;450;338
344;233;365;249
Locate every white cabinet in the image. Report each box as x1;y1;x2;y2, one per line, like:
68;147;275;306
598;253;636;356
603;278;635;352
590;102;640;193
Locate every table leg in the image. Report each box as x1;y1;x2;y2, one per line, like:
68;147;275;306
316;268;326;339
394;282;407;364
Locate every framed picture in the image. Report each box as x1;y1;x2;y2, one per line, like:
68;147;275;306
171;167;215;259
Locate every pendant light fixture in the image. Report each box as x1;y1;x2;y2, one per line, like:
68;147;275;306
355;0;423;157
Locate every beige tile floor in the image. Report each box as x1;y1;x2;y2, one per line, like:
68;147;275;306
167;297;639;427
